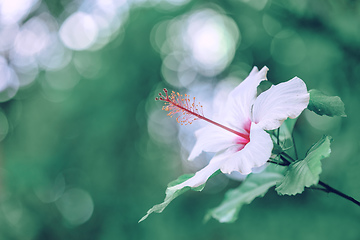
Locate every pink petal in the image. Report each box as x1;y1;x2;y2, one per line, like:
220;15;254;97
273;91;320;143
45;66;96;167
220;123;273;175
252;77;309;131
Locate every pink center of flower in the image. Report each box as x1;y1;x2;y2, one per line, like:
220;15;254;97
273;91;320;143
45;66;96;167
235;120;251;151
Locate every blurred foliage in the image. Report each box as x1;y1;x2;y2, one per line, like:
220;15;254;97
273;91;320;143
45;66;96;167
1;0;360;239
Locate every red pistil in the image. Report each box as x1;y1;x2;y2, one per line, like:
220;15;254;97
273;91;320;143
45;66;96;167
156;88;250;140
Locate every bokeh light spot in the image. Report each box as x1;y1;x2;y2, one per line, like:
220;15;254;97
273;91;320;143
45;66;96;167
0;57;20;102
73;52;102;79
150;20;169;54
0;110;9;141
14;16;51;57
239;0;268;10
147;109;178;145
262;14;282;36
271;30;307;66
1;200;22;226
185;9;240;76
56;188;94;226
34;174;65;203
59;12;99;51
157;7;240;87
0;24;19;52
38;35;73;71
0;0;39;25
304;110;341;132
45;64;80;91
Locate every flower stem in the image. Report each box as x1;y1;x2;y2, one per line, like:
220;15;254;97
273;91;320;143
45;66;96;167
270;132;360;207
317;181;360;207
268;156;360;208
267;159;288;166
291;131;299;160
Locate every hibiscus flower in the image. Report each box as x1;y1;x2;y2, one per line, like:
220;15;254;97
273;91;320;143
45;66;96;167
163;66;309;191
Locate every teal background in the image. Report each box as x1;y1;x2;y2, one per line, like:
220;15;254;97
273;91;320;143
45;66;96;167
1;0;360;239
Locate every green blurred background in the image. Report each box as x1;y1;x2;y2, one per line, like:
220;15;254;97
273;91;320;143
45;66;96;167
0;0;359;239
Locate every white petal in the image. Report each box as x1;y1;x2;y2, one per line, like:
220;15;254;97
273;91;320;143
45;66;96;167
223;66;269;132
252;77;309;131
220;123;273;175
169;151;231;191
226;171;248;181
225;163;269;181
188;125;237;160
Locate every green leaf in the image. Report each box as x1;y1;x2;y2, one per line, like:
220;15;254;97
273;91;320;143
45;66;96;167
205;164;286;223
139;171;220;222
276;135;332;195
308;89;346;117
